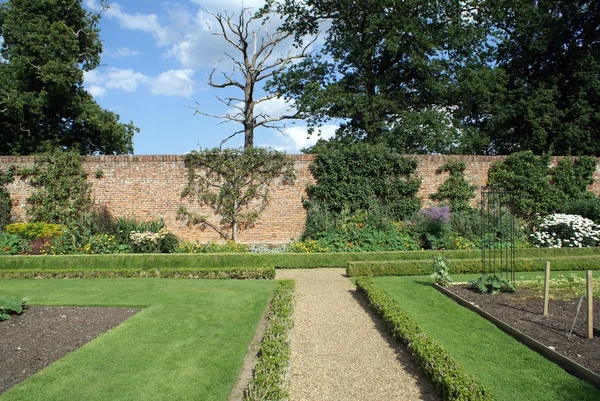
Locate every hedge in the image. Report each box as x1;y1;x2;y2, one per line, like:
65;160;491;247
0;266;276;280
355;277;493;401
244;280;294;401
347;255;600;277
2;247;600;270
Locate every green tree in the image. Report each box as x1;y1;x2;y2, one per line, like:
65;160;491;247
0;0;138;155
481;0;600;155
178;148;296;241
261;0;491;154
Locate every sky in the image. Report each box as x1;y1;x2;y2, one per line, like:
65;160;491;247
82;0;337;155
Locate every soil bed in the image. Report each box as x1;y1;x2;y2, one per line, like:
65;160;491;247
0;306;139;394
446;285;600;375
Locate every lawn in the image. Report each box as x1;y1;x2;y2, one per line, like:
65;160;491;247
373;272;600;401
0;278;278;401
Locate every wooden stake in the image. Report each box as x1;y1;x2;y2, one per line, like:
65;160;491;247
543;261;550;316
587;270;593;340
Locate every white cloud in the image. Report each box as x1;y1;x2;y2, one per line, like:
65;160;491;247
84;68;196;98
105;47;140;58
88;85;107;98
279;124;338;152
149;69;196;97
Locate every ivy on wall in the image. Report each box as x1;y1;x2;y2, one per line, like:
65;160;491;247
430;160;477;212
0;165;16;229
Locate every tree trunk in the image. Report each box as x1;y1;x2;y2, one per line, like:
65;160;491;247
244;80;254;149
232;219;238;242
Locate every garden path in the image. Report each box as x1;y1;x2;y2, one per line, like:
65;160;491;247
276;268;438;401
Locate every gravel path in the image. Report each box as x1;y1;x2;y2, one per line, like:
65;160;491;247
276;268;438;401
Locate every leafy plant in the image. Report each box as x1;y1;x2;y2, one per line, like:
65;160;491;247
287;239;330;253
469;273;516;294
0;233;29;255
5;222;64;240
562;196;600;224
176;240;249;254
430;160;477;212
431;255;452;287
24;151;92;224
0;296;27;321
180;147;296;242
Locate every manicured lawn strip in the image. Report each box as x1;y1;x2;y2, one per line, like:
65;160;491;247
347;255;600;277
372;276;600;401
0;278;278;401
244;280;294;401
0;266;275;279
355;277;492;401
2;247;600;270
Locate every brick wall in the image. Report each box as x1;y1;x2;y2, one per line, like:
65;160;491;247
2;154;599;244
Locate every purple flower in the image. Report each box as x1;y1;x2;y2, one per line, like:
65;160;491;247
420;206;451;223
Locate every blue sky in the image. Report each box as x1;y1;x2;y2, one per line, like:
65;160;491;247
83;0;337;155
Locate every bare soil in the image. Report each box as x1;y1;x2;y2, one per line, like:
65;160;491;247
447;285;600;374
0;306;139;394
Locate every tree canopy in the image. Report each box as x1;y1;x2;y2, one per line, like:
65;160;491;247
0;0;138;155
264;0;600;156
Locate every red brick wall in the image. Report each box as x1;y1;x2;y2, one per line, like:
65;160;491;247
2;154;599;244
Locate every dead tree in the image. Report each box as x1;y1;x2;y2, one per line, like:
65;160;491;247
192;7;316;149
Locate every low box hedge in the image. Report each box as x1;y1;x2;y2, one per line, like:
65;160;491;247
355;277;493;400
0;266;276;280
244;280;294;401
347;255;600;277
2;247;600;271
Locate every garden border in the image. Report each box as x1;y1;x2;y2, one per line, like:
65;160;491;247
243;280;294;401
355;277;493;401
434;284;600;390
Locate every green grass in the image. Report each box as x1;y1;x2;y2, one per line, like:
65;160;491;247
372;274;600;401
2;247;600;271
0;278;278;401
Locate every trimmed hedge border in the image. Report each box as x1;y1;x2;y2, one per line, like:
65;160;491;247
0;267;276;280
355;277;493;401
2;247;600;270
244;280;294;401
347;255;600;277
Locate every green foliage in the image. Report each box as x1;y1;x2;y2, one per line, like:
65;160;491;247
24;150;92;223
0;0;137;155
0;267;276;280
431;160;477;212
0;233;29;255
346;255;600;278
244;280;294;400
5;222;64;239
488;152;597;217
431;255;452;287
287;239;330;253
355;277;493;400
176;240;249;254
0;295;27;321
562;196;600;224
468;274;516;294
304;143;421;240
0;165;16;230
180;147;296;241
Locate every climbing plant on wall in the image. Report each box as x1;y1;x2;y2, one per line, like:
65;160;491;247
0;165;16;229
430;160;477;212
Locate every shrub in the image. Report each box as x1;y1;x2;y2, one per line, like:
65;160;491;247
5;222;64;240
130;228;170;253
113;218;167;246
530;214;600;248
0;233;29;255
355;277;492;400
430;160;477;212
244;280;294;400
469;273;516;294
304;143;421;237
287;239;330;253
176;240;249;254
431;255;452;287
0;296;27;321
408;207;452;250
160;233;179;253
562;196;600;224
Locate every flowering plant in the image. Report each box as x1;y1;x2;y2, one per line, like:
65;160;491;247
130;228;169;253
530;213;600;248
